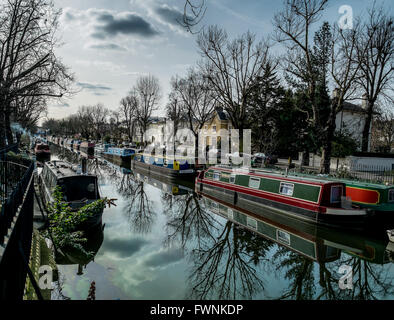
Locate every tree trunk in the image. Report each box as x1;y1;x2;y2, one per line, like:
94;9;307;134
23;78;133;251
301;151;310;166
0;108;5;149
361;100;373;152
319;106;337;174
5;106;13;146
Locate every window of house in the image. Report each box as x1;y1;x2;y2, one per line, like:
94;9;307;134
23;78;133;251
330;186;343;203
280;182;294;196
249;177;260;189
389;189;394;202
212;125;217;133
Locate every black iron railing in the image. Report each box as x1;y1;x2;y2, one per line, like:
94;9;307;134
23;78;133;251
0;144;35;300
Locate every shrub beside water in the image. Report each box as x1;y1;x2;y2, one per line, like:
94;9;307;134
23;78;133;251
44;187;107;257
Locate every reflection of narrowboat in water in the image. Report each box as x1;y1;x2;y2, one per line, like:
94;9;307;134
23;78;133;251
200;192;394;265
134;166;194;196
131;153;197;182
102;159;132;175
196;166;370;230
102;147;135;166
39;160;103;229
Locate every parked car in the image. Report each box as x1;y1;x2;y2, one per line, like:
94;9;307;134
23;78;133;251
252;153;278;166
224;152;253;165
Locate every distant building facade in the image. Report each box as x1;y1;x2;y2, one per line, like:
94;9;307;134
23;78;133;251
335;101;373;151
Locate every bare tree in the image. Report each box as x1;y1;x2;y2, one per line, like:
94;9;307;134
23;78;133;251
171;69;216;159
356;5;394;152
134;75;161;144
12;94;47;132
197;26;273;142
0;0;74;147
273;0;328;165
89;103;110;140
119;94;138;141
319;23;364;173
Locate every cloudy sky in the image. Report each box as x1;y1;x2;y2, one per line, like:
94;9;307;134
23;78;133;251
48;0;391;122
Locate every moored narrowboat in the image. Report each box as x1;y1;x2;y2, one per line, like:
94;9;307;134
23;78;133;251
196;166;369;229
102;147;135;166
80;141;95;155
285;171;394;215
35;143;51;158
39;160;103;229
131;153;197;181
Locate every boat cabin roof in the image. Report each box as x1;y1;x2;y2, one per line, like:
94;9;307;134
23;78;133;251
44;160;96;179
209;166;342;187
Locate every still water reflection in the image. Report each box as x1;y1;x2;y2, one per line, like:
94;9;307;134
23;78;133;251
49;145;394;300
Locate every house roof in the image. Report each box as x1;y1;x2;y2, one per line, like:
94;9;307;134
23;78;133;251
217;110;229;121
342;102;367;114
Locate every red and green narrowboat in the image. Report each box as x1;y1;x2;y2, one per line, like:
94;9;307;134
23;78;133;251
196;166;369;229
286;172;394;214
333;180;394;213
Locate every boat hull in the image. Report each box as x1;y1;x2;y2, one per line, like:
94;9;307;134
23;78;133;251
131;159;196;182
196;179;367;230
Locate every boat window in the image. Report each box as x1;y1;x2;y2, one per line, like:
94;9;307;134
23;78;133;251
247;217;257;230
249;177;260;189
277;230;291;245
330;185;343;203
213;172;221;181
389;189;394;202
230;174;236;184
280;182;294;196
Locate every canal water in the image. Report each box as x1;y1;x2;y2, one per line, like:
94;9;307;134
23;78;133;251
47;145;394;300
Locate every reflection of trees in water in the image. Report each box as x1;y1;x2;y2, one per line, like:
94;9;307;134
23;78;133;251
125;181;154;234
105;167;155;235
163;192;219;249
163;193;273;299
272;248;316;300
187;221;272;300
325;257;394;300
52;274;71;300
272;246;394;300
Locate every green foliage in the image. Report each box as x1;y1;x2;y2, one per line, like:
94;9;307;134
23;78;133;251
20;134;31;147
331;132;359;158
45;187;106;258
103;135;111;143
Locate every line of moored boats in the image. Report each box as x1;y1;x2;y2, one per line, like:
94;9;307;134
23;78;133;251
41;135;394;234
